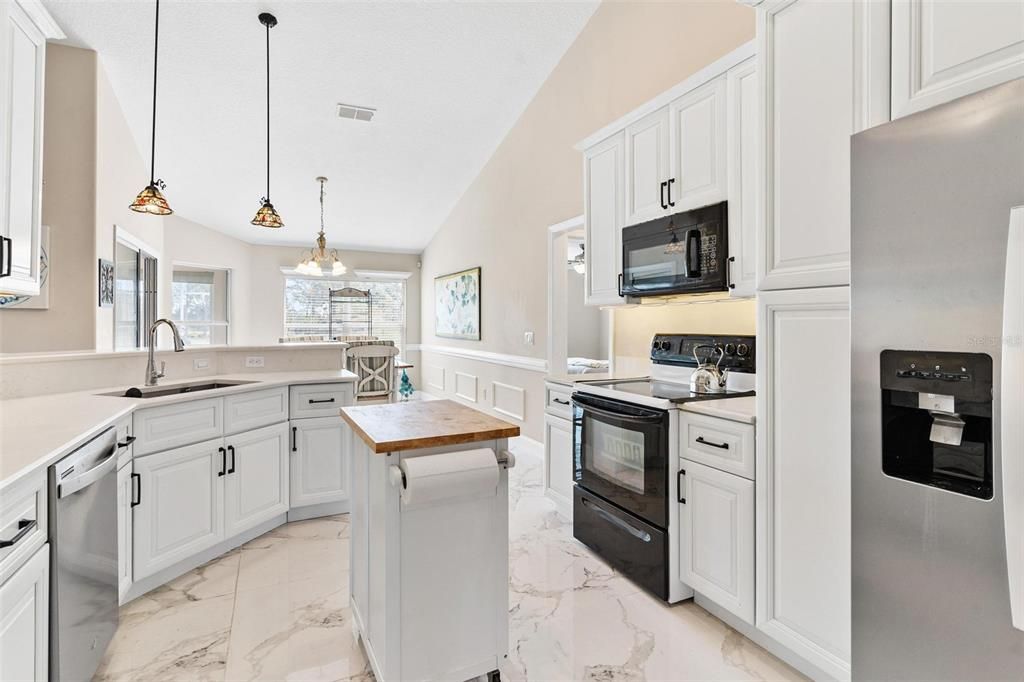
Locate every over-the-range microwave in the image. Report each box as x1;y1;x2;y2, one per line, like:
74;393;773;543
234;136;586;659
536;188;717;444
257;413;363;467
619;201;729;297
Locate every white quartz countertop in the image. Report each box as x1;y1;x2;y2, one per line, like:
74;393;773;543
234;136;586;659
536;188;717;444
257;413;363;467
0;370;357;491
545;371;647;386
680;396;756;425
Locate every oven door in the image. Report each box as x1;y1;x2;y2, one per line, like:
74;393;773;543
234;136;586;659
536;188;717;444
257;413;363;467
572;392;669;528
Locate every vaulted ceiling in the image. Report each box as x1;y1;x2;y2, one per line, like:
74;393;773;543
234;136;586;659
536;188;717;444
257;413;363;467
44;0;598;252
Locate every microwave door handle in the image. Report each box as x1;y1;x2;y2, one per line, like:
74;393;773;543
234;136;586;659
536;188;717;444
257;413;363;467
685;229;702;278
1002;205;1024;631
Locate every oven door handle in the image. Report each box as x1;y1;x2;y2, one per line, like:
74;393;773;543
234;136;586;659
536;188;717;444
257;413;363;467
572;398;664;424
583;497;651;543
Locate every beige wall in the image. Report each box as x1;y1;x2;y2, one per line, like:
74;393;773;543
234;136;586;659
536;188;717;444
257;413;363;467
419;0;756;439
0;45;97;353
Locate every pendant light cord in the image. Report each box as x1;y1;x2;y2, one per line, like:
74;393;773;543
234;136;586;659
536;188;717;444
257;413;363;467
149;0;160;186
265;19;271;202
320;178;325;234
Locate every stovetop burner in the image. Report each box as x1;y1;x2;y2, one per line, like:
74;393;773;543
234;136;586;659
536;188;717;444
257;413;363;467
585;378;755;403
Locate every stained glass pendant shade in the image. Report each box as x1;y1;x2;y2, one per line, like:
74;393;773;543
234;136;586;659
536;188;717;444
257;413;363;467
130;0;172;215
251;12;283;228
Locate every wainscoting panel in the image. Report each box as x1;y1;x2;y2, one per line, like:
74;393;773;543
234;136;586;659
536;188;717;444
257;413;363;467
491;381;526;422
425;365;446;393
454;372;479;403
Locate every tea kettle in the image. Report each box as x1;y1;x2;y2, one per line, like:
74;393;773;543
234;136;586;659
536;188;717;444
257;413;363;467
690;344;728;394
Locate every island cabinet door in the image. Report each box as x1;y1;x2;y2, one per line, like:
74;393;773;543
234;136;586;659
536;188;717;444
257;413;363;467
132;438;225;581
223;422;289;538
290;417;349;508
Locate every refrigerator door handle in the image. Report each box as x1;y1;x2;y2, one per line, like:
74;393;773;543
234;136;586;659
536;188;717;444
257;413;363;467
1002;205;1024;632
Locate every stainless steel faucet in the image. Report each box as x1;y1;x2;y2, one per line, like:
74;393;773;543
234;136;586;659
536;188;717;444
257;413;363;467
146;319;186;386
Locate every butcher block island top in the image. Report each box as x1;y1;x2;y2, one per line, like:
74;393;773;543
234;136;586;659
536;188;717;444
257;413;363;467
340;398;520;453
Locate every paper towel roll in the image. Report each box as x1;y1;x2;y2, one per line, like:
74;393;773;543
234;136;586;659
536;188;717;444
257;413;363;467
399;448;499;507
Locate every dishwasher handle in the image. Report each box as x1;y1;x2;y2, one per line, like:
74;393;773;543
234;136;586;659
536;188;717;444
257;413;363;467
58;447;119;498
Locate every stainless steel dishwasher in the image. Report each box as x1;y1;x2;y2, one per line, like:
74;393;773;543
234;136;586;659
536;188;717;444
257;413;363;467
48;427;119;681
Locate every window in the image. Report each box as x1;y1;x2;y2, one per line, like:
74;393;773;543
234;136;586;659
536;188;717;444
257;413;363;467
114;238;158;350
171;267;230;346
283;277;406;352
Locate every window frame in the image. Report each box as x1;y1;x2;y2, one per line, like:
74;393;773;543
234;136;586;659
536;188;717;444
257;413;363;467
170;262;232;347
112;227;160;351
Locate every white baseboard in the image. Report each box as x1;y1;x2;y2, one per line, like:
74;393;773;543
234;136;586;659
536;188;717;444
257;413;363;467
288;499;350;521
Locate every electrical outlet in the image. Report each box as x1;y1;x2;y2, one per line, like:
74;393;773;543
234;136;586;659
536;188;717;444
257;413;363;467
245;356;265;368
524;331;535;346
193;358;210;370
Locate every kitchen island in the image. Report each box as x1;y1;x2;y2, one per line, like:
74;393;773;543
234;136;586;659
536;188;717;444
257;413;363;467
340;399;520;682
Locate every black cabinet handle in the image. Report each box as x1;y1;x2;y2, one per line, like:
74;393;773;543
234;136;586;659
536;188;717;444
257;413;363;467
667;178;676;207
552;398;570;406
617;273;624;298
677;468;686;504
0;519;36;548
696;436;729;450
659;181;668;210
131;473;141;508
291;426;297;452
308;397;335;404
227;445;236;474
727;256;736;290
218;446;227;476
118;435;137;449
0;236;11;278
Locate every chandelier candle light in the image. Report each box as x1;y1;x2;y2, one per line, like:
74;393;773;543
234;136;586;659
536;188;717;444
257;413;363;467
251;12;283;228
129;0;172;215
296;177;346;276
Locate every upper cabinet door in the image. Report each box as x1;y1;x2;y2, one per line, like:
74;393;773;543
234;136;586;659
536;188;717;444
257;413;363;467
892;0;1024;119
669;77;727;214
757;0;890;291
0;1;49;296
625;107;670;226
584;132;625;306
726;58;758;298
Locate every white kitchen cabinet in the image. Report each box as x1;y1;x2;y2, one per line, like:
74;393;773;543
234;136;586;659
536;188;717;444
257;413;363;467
290;383;355;419
223;423;289;537
669;76;727;213
679;458;754;624
132;438;225;580
543;413;574;518
116;461;134;602
0;543;48;682
891;0;1024;119
725;57;758;298
290;416;349;508
133;397;224;456
756;286;851;680
224;386;288;435
757;0;890;291
625;107;670;226
584;132;625;306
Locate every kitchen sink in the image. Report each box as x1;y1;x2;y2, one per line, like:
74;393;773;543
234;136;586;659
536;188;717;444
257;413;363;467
99;380;258;399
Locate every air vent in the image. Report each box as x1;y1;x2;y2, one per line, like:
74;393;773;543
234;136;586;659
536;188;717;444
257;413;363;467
337;103;376;122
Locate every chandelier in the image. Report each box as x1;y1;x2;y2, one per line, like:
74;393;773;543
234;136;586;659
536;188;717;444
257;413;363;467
296;177;346;276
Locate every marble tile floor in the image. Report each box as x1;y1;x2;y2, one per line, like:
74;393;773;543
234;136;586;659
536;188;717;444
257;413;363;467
95;438;803;682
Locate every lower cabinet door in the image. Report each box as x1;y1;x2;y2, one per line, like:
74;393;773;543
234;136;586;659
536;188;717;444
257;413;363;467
133;438;225;580
679;458;754;624
116;462;134;602
543;414;574;515
0;543;49;682
290;417;349;508
224;422;290;537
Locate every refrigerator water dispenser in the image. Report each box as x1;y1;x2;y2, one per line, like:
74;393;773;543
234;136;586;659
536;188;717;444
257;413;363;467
879;350;993;499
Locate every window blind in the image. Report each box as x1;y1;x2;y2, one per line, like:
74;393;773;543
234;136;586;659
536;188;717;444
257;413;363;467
284;277;406;351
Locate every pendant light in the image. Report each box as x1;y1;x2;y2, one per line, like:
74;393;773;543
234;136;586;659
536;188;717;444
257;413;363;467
664;218;684;255
129;0;172;215
296;177;346;276
251;12;283;228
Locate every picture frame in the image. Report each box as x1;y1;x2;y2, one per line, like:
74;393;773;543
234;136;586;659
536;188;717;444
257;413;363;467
98;258;114;308
434;267;481;340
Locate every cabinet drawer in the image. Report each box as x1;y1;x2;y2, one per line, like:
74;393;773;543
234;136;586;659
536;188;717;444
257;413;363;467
134;397;224;456
545;383;574;419
224;387;289;435
290;383;354;419
0;470;47;586
680;412;754;480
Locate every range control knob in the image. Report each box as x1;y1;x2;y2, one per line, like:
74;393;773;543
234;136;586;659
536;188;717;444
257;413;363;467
724;343;737;355
736;343;750;357
660;340;673;352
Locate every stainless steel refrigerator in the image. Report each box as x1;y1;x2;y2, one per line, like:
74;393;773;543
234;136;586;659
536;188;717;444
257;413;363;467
851;78;1024;680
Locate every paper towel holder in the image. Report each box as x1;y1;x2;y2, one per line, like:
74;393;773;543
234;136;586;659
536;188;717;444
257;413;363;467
388;450;516;490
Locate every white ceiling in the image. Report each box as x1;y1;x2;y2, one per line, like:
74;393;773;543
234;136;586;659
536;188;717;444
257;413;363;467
43;0;598;252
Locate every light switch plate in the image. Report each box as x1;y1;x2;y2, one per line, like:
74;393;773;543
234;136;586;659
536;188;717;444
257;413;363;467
245;356;265;368
524;331;534;346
